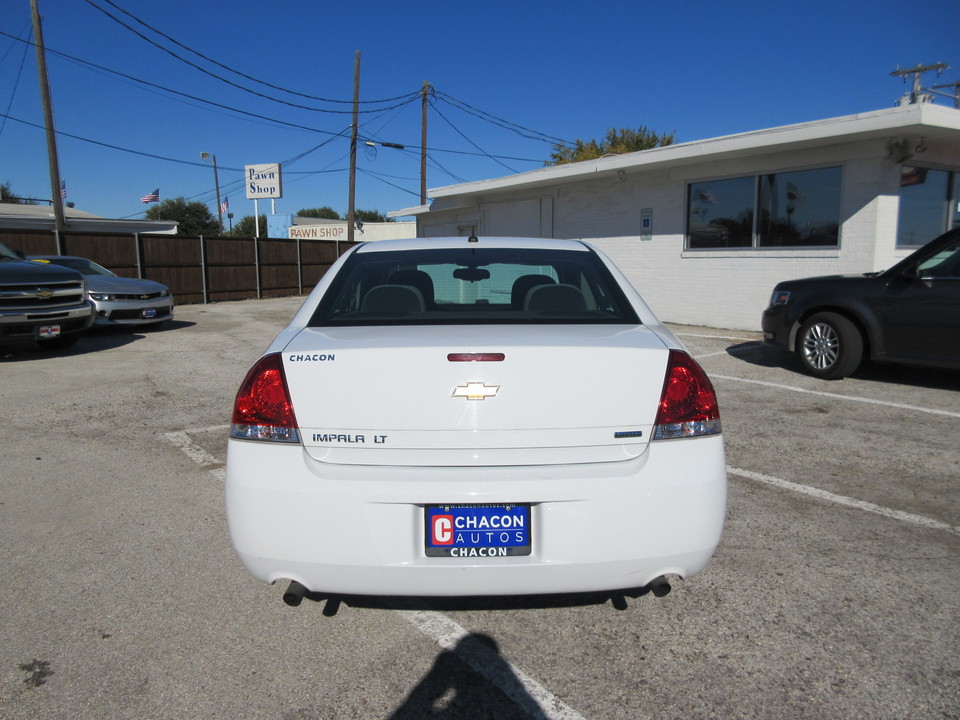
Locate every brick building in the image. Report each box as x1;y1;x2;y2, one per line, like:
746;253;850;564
395;104;960;330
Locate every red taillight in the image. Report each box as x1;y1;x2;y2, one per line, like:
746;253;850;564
653;349;721;440
230;353;300;442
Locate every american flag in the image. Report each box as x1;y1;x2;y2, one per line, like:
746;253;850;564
60;180;66;199
220;196;229;214
140;188;160;203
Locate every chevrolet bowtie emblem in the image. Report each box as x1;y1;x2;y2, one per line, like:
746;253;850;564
452;382;500;400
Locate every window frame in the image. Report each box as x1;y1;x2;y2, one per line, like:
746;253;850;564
897;166;960;249
307;246;641;327
685;165;843;250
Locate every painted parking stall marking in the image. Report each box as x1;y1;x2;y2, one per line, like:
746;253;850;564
680;331;959;534
711;374;960;419
729;466;960;536
164;424;229;481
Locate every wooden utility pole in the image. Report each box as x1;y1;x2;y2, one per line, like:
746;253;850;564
420;81;431;205
30;0;66;233
347;51;360;243
891;63;949;104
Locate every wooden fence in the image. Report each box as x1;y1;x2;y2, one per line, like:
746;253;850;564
0;229;359;305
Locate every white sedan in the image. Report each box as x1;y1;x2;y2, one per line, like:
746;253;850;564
226;237;726;599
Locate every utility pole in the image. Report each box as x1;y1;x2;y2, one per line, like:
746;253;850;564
891;63;949;104
201;152;224;234
931;80;960;109
30;0;66;233
420;81;431;205
348;51;360;244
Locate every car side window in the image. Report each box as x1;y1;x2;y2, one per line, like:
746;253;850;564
917;240;960;279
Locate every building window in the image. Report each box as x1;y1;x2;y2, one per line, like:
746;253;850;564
757;167;841;247
897;167;958;247
687;177;754;248
687;167;842;249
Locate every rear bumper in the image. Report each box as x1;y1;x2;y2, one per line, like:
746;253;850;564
225;435;727;597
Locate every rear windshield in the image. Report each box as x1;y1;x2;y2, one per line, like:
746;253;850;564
309;246;640;326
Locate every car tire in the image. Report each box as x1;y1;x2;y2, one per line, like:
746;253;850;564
798;312;863;379
36;335;79;351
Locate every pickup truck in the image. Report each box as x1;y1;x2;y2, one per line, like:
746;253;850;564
0;241;95;349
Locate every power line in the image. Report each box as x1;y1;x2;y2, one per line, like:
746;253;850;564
92;0;419;107
434;90;572;146
357;167;422;198
81;0;420;114
2;29;556;170
0;29;378;135
429;97;518;174
0;21;31;141
0;111;242;168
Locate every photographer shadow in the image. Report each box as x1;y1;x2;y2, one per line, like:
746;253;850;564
387;633;550;720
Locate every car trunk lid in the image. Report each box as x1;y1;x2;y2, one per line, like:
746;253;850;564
281;324;670;466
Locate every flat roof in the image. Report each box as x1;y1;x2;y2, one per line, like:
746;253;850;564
420;104;960;208
0;202;178;233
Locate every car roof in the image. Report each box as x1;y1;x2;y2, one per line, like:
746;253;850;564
353;237;591;253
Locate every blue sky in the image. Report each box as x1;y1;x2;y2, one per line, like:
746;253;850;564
1;0;957;223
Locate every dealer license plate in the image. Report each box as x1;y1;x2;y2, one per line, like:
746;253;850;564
425;504;531;557
38;324;61;338
141;308;157;319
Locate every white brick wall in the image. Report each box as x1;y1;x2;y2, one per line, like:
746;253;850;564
417;141;948;331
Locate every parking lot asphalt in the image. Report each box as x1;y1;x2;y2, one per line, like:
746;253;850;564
2;296;958;719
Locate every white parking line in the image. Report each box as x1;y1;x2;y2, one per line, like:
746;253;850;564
398;608;590;720
691;350;734;360
164;425;228;481
674;331;759;343
728;466;960;535
712;374;960;419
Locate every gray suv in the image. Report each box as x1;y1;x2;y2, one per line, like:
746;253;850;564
0;241;94;350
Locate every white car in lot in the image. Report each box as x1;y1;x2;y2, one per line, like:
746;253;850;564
226;237;726;599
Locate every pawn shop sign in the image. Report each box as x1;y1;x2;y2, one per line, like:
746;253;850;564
245;164;283;199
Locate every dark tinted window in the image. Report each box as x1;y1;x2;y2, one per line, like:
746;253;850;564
687;166;842;249
310;247;640;326
897;167;955;248
917;237;960;279
757;167;841;247
687;178;754;248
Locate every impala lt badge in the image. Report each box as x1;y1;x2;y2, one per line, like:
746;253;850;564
452;382;500;400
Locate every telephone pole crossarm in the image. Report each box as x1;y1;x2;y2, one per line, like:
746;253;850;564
891;63;951;104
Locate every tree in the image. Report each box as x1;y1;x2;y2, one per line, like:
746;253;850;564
297;207;340;220
355;208;393;223
145;197;220;236
1;182;27;204
547;126;676;165
230;215;268;237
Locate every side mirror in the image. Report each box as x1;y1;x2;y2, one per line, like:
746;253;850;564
899;264;919;281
